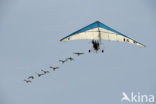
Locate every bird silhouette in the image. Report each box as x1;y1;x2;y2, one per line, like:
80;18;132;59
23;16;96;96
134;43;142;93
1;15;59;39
35;72;44;77
66;57;74;61
49;66;59;71
74;52;84;56
24;79;31;83
59;60;66;64
41;70;50;74
27;76;34;79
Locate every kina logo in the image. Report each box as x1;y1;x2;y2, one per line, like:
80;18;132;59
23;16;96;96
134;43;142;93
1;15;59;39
121;92;154;103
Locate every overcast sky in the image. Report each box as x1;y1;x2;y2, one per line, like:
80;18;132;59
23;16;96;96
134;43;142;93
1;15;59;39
0;0;156;104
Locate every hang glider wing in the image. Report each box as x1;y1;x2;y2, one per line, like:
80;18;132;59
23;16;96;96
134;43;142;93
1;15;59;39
60;21;145;47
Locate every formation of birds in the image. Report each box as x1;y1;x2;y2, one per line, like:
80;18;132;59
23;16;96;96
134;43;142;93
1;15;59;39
24;52;84;84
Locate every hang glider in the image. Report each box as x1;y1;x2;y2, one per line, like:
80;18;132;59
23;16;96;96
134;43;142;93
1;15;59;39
60;21;145;52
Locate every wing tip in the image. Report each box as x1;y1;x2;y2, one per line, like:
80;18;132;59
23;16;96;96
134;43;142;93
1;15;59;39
139;43;146;48
143;45;146;48
60;39;67;42
60;38;64;42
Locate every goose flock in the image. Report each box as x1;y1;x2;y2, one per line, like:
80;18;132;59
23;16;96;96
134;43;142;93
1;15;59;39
24;52;84;84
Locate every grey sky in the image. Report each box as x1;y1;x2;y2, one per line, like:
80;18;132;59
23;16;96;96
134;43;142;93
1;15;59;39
0;0;156;104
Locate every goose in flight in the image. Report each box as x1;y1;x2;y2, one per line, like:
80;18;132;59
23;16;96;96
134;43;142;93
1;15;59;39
74;52;84;56
66;57;74;61
41;70;50;74
35;72;44;77
59;60;67;64
49;66;59;71
24;79;31;83
27;76;34;79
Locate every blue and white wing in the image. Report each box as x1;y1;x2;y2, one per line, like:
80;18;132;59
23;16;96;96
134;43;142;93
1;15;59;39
60;21;145;47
